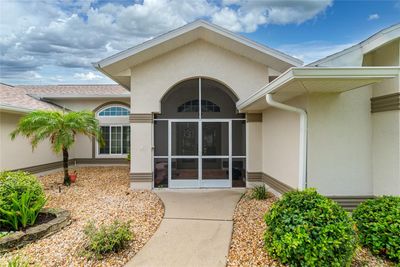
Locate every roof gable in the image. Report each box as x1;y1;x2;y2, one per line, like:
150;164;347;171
94;20;302;89
309;23;400;67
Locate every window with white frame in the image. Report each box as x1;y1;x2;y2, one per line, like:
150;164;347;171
96;105;130;155
99;126;130;154
98;106;129;116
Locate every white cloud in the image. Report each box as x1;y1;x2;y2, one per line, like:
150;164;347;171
73;72;103;81
213;0;333;32
0;0;333;84
277;41;354;64
368;14;380;20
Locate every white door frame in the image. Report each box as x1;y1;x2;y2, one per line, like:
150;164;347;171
168;118;232;188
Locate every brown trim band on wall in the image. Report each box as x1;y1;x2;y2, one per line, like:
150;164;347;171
129;113;153;123
328;196;375;211
262;173;295;194
371;92;400;113
246;113;262;122
11;158;129;174
247;172;263;182
130;172;153;182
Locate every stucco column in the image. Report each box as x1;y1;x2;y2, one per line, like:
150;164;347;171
246;113;263;186
130;114;153;190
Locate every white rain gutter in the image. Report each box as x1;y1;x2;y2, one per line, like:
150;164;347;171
265;94;307;190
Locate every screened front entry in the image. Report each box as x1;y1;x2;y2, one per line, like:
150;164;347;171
154;78;246;188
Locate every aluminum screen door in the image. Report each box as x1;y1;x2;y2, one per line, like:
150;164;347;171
154;78;246;188
169;119;231;188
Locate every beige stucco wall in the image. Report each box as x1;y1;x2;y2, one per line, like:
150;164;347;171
364;40;400;195
130;39;269;113
0;112;61;170
246;121;262;173
371;111;400;195
51;98;130;159
129;39;271;187
307;88;373;196
0;99;131;172
261;96;307;189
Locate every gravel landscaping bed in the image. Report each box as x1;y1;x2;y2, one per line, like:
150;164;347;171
0;166;164;267
227;191;393;267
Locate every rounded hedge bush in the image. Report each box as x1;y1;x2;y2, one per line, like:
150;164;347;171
352;196;400;263
264;188;357;267
0;171;46;228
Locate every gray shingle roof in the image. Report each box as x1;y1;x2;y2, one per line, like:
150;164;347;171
0;83;129;112
0;83;59;111
19;84;129;96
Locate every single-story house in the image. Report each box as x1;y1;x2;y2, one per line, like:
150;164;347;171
0;83;131;171
1;20;399;208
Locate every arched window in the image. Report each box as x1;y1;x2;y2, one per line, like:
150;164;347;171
98;106;129;117
95;105;130;156
177;100;220;113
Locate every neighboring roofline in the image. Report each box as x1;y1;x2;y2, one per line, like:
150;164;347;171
0;104;35;114
237;66;400;110
309;23;400;66
31;94;130;99
94;19;303;68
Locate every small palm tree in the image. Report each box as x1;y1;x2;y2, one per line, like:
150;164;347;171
11;110;103;185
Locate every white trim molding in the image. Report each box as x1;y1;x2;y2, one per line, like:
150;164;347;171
238;66;400;112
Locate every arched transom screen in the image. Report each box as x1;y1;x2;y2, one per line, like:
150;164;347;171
157;78;243;119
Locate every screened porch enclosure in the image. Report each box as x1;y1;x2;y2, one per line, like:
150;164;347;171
154;78;246;188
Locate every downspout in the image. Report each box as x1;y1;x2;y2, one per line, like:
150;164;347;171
265;94;308;190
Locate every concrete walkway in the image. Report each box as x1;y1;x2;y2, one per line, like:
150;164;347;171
125;189;244;267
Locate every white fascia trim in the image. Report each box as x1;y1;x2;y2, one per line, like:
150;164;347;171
0;104;34;114
94;20;302;68
309;23;400;66
237;66;400;110
31;94;130;99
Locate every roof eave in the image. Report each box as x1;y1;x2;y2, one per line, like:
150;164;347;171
237;66;400;111
34;94;130;99
95;20;302;70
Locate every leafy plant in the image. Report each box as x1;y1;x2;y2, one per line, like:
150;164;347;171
0;191;46;230
11;110;103;185
352;196;400;263
250;185;269;200
264;188;357;267
0;171;46;230
83;220;133;259
7;256;29;267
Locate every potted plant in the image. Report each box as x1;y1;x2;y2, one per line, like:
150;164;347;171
69;170;77;183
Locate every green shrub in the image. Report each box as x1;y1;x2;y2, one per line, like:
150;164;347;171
250;185;269;200
352;196;400;263
83;220;133;258
0;171;46;230
264;188;357;267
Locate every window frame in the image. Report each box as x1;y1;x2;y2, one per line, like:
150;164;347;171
95;104;130;158
97;105;130;117
96;124;130;158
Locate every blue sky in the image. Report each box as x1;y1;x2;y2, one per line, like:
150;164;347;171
0;0;399;85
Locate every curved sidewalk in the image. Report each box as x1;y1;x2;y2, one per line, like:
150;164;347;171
125;189;244;267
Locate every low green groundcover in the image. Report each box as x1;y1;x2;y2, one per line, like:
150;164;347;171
352;196;400;263
264;188;357;267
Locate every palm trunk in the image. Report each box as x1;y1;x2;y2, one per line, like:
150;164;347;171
62;148;70;185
